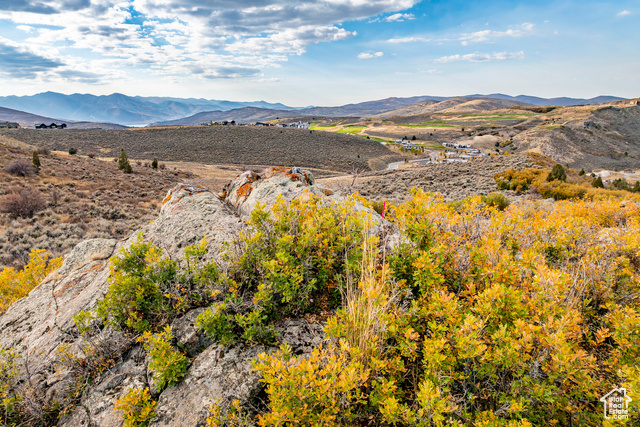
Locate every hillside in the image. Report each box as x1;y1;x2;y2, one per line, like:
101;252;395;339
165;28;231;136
508;100;640;169
1;168;638;426
0;92;301;126
0;126;401;173
2;92;625;127
470;93;626;106
0;106;65;126
0;139;189;270
308;98;640;171
376;97;531;117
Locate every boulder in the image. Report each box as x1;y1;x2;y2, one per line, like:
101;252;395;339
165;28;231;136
222;167;324;218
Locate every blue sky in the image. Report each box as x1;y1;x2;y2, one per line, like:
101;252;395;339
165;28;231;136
0;0;638;106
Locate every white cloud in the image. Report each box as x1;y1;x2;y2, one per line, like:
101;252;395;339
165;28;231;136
617;10;631;16
387;36;430;43
459;23;534;45
385;12;415;22
358;51;384;59
227;26;355;55
435;51;525;63
0;0;420;83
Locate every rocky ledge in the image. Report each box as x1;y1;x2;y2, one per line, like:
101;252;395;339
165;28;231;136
0;167;364;427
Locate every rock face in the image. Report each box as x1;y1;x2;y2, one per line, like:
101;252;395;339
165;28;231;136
222;166;323;218
0;169;358;427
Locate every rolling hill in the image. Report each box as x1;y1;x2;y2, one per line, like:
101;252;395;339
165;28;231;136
1;92;626;127
0;92;301;127
0;106;127;129
0;106;64;125
375;97;531;117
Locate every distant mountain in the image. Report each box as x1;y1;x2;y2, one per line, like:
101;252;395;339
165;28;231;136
376;97;531;117
0;106;127;129
0;92;627;127
0;106;64;125
153;96;456;126
0;92;301;126
469;93;625;106
151;107;300;126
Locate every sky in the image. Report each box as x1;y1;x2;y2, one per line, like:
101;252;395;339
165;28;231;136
0;0;638;106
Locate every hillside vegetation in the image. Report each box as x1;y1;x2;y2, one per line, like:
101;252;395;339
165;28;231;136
0;140;187;270
1;186;638;426
0;126;401;173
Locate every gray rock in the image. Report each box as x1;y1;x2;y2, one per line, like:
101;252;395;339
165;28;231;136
170;307;213;358
151;343;270;426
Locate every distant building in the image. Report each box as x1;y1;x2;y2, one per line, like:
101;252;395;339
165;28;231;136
0;121;19;128
287;121;310;129
35;123;67;129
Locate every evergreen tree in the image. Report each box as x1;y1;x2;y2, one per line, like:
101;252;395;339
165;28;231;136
546;164;567;182
118;149;132;173
152;158;158;169
592;177;604;188
32;151;40;170
579;168;585;176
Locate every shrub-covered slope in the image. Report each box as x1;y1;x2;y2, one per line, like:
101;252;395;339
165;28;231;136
1;168;638;426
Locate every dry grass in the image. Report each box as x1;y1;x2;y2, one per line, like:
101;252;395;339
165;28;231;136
0;126;401;173
0;142;190;270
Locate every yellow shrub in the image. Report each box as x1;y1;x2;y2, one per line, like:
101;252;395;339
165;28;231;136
0;249;62;315
115;387;157;427
253;190;640;426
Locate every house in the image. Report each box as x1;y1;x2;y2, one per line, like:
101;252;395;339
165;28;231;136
401;141;418;149
35;123;67;129
287;121;310;129
0;121;19;128
254;122;271;127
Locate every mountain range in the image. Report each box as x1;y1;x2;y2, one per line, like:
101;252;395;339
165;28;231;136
0;92;626;127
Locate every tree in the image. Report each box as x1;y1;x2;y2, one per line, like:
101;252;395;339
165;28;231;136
32;151;40;170
152;158;158;170
118;149;132;173
411;135;416;141
592;177;604;188
579;168;585;176
547;164;567;182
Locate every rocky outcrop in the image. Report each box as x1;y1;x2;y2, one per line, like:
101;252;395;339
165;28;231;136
0;169;371;426
222;167;323;218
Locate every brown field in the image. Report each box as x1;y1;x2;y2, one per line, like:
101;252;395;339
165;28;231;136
0;142;190;270
0;126;402;174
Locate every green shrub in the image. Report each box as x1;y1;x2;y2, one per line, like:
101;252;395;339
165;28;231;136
0;349;20;424
592;176;604;188
480;192;510;211
195;299;238;347
546;163;567;182
197;195;373;346
96;235;221;333
68;147;77;155
151;158;158;169
118;148;132;173
139;327;189;391
32;151;40;169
